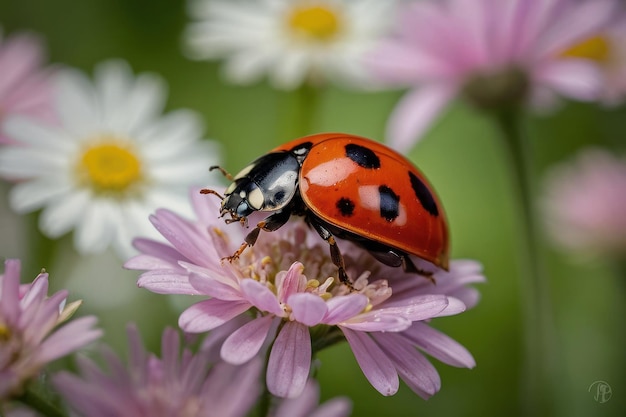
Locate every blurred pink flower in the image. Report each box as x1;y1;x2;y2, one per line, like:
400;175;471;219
0;30;55;144
541;148;626;259
54;325;263;417
126;189;484;398
274;380;351;417
368;0;619;151
0;259;102;400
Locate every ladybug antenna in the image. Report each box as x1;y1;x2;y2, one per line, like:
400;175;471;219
209;165;234;181
200;188;225;200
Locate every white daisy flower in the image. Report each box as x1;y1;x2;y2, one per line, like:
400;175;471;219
0;60;221;258
184;0;398;89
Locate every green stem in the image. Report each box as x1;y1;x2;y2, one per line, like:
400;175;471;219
492;107;558;417
25;211;58;277
16;386;67;417
277;82;322;141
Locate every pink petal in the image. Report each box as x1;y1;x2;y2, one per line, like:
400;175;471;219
288;293;327;326
434;297;466;317
179;299;251;333
386;84;456;152
277;262;305;303
221;315;274;365
188;271;242;300
323;294;368;325
377;294;449;321
35;316;102;364
535;59;602;102
340;328;398;396
275;379;319;417
201;358;263;417
310;398;353;417
267;321;311;398
402;322;476;368
240;279;284;316
372;332;441;399
149;209;217;267
126;238;189;269
0;259;21;324
340;314;411;332
136;270;197;294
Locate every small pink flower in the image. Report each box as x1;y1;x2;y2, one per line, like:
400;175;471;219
54;325;263;417
541;148;626;259
0;259;102;400
0;29;55;145
368;0;619;151
126;189;485;398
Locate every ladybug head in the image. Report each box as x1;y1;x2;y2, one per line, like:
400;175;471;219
220;179;261;223
220;151;301;223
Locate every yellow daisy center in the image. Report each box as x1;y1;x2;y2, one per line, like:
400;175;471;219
560;35;610;63
0;324;11;342
77;139;143;195
287;4;342;42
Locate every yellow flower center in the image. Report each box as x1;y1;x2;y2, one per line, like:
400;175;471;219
287;4;341;42
77;139;143;195
0;324;11;342
560;35;610;63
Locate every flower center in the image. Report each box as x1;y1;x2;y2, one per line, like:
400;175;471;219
462;66;529;111
559;35;610;63
76;139;143;195
0;324;11;342
287;4;341;42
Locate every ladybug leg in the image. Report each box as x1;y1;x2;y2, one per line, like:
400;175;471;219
401;255;436;285
224;209;291;262
309;221;351;287
368;246;436;285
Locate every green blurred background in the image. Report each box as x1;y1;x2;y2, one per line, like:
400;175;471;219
1;1;624;416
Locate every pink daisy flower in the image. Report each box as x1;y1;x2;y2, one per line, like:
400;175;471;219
368;0;620;151
0;29;55;145
126;189;484;399
0;259;102;400
53;325;263;417
541;148;626;259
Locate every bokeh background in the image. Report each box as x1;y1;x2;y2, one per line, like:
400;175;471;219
1;1;624;416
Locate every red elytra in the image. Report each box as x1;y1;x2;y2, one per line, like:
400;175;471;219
273;133;449;271
207;133;449;285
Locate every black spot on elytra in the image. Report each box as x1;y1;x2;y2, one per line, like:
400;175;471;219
336;197;355;217
378;185;400;222
345;144;381;169
409;171;439;216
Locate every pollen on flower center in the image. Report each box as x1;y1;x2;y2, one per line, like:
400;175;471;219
559;35;610;63
76;139;143;195
287;5;342;42
0;324;11;342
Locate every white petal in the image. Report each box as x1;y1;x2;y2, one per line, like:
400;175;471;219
2;116;73;151
54;68;101;138
8;178;72;213
39;190;90;238
73;198;118;253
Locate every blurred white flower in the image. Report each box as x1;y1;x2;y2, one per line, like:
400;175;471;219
0;60;221;258
184;0;398;89
541;148;626;259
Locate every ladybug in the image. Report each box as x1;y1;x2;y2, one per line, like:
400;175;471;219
204;133;449;285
